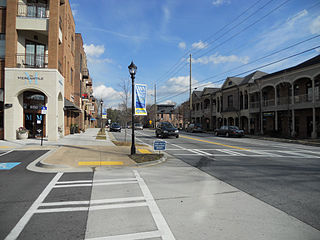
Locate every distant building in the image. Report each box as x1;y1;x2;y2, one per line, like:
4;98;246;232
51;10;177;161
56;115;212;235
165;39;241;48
189;55;320;138
156;104;183;128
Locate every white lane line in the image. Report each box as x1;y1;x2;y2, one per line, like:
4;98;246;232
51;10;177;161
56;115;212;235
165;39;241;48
57;178;137;185
54;181;137;188
40;197;146;207
173;153;203;156
134;170;175;240
193;149;212;156
249;150;283;157
36;202;148;213
0;150;14;157
5;172;63;240
86;230;161;240
171;144;202;155
215;149;244;156
277;151;320;158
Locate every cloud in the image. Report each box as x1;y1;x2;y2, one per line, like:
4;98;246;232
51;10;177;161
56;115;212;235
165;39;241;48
178;42;186;49
87;57;113;64
159;100;176;105
212;0;230;6
192;53;249;65
84;44;105;57
192;41;208;49
310;16;320;34
287;10;308;26
93;85;124;108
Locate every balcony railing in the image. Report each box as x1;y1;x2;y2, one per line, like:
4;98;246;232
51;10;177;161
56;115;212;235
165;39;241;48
262;99;275;107
16;53;48;69
250;101;260;109
294;93;313;104
277;96;291;105
17;3;49;18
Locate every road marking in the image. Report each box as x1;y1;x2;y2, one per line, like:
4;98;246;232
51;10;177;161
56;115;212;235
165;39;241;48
86;230;162;240
0;146;11;149
193;149;212;156
40;197;145;207
277;151;320;158
138;149;151;154
0;162;21;170
5;172;63;240
180;135;250;150
78;161;124;166
134;170;176;240
54;181;137;188
0;150;14;157
57;178;137;185
36;202;148;214
215;149;247;156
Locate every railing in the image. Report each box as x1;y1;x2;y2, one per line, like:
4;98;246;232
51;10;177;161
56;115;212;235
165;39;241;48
262;99;275;107
294;93;313;104
316;94;320;102
17;3;49;18
222;106;239;112
16;53;48;68
277;96;291;105
250;101;259;109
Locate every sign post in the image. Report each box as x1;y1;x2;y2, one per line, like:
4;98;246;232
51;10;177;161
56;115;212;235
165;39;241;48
153;140;166;155
40;106;47;146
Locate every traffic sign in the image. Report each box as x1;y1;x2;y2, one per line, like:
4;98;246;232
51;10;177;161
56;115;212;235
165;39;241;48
153;140;166;151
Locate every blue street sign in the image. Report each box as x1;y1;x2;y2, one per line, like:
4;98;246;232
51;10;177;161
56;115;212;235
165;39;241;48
0;162;21;170
153;140;166;151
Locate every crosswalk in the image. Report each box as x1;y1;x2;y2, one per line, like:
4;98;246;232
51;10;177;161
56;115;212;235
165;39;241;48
166;147;320;158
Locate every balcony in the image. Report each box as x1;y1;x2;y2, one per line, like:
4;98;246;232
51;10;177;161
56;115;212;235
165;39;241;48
277;96;291;105
262;99;275;107
222;106;239;112
16;53;48;69
294;93;313;104
16;3;49;32
82;68;89;79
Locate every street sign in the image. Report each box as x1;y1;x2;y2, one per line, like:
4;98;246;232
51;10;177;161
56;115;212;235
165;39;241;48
41;106;47;115
102;114;107;119
153;140;166;151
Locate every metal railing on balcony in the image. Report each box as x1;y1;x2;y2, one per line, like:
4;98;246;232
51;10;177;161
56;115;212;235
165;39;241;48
277;96;291;105
17;3;49;18
294;93;313;104
262;99;275;107
16;53;48;69
222;106;239;112
250;101;260;109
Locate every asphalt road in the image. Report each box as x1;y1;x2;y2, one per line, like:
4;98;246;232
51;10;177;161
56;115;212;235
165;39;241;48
0;150;93;240
112;128;320;231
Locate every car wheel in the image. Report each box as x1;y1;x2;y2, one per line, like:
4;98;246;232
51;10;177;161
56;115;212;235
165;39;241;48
176;135;179;138
226;132;229;137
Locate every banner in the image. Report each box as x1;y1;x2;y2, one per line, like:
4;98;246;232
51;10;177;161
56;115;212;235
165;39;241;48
135;84;147;115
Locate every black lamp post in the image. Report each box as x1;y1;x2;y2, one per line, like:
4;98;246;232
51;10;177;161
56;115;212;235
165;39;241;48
128;61;137;155
100;99;103;129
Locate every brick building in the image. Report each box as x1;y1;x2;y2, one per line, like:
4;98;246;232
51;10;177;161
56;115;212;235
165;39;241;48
189;55;320;139
0;0;97;141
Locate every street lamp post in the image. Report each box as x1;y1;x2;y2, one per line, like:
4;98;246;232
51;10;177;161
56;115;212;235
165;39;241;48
100;99;103;129
128;61;137;155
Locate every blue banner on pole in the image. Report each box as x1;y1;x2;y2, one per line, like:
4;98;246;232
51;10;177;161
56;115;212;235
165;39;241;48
135;84;147;115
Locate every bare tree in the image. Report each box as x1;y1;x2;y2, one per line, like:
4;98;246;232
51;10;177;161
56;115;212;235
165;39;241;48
119;78;131;141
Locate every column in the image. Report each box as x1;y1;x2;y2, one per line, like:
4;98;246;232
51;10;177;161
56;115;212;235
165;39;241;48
312;78;317;138
275;111;278;131
275;87;278;131
48;0;60;69
260;91;264;135
291;86;296;137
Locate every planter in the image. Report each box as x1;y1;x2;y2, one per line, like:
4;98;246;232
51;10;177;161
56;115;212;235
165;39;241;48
17;132;28;140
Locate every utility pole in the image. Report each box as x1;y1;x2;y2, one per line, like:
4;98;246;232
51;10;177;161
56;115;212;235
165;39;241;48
154;83;157;129
189;54;192;125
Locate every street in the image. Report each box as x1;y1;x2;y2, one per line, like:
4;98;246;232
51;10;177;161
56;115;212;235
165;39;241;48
0;128;319;239
113;129;320;231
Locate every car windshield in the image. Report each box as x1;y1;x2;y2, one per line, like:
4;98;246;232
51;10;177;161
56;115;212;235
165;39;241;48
111;123;120;127
195;123;202;127
162;122;174;128
135;123;142;126
230;126;239;130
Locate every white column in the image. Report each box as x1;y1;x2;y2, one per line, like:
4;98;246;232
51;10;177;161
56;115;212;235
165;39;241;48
311;78;317;138
260;92;264;135
291;86;296;137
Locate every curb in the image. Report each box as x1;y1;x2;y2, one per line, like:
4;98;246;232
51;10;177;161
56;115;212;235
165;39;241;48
134;154;167;167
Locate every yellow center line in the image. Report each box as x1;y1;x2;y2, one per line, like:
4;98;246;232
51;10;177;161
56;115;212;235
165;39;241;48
0;146;11;148
78;161;124;166
180;135;250;151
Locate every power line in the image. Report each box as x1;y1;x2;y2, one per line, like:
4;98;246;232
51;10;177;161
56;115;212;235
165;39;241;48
157;45;320;103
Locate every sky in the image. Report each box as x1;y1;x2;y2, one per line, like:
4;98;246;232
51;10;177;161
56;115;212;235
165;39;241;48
70;0;320;109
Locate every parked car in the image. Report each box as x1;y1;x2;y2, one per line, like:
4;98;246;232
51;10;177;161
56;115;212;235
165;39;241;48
134;123;143;130
214;126;244;137
156;122;179;138
187;123;203;133
109;123;121;132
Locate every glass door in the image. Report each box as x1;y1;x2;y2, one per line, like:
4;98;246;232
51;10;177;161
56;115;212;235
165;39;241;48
36;45;45;67
26;43;35;67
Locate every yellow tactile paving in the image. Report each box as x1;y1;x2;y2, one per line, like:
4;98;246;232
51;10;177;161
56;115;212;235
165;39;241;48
181;135;250;151
138;149;152;154
78;161;124;166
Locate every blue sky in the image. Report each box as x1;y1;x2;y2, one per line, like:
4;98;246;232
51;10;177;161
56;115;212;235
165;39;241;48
70;0;320;108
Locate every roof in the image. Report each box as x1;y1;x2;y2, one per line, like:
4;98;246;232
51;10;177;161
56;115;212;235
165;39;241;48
202;87;219;95
257;54;320;81
221;77;243;89
240;71;268;85
64;98;82;112
192;90;203;98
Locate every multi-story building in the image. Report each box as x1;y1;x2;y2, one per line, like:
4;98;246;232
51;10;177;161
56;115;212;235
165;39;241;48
188;55;320;138
1;0;96;141
154;104;183;128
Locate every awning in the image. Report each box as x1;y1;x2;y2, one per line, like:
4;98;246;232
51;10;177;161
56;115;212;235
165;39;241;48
64;98;82;112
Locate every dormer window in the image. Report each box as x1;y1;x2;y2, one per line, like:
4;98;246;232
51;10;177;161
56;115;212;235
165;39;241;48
228;81;232;86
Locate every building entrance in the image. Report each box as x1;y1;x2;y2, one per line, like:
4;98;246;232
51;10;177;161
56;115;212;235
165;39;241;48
23;91;46;138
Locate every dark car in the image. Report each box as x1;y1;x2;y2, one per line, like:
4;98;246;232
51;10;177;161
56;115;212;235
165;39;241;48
156;122;179;138
214;126;244;137
109;123;121;132
186;123;203;133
